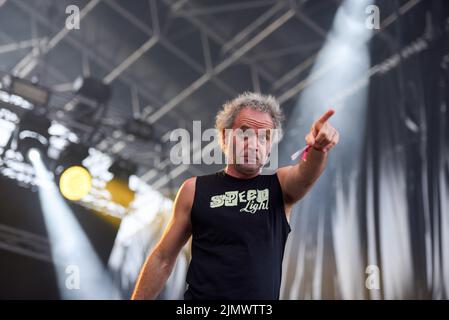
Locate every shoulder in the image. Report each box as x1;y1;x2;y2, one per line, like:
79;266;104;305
275;166;293;189
179;177;197;198
174;177;197;211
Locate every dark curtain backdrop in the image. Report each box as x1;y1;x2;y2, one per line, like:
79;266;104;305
280;0;449;299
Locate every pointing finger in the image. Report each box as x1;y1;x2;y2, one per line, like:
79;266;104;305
316;109;335;125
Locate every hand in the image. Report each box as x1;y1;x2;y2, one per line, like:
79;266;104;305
305;109;339;153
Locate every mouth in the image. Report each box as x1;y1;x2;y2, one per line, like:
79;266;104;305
242;155;258;163
236;149;260;164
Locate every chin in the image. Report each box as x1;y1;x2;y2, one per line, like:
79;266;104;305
235;163;262;175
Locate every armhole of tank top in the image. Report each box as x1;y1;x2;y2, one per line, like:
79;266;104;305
188;176;200;223
273;172;292;232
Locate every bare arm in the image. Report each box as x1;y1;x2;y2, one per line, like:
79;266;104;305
131;177;196;300
277;110;339;219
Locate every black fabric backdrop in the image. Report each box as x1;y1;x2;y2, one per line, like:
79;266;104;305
280;0;449;299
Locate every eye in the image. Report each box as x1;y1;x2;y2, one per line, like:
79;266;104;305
256;130;271;143
235;130;245;138
237;128;256;138
246;130;256;138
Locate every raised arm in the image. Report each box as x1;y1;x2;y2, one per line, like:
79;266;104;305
277;109;339;219
131;177;196;300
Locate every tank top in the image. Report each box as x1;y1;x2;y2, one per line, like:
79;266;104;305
184;169;291;300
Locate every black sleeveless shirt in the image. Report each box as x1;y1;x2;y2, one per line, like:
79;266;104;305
184;170;291;300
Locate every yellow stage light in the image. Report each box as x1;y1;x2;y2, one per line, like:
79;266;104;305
105;178;135;208
59;166;92;201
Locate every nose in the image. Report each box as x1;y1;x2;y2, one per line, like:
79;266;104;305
245;141;258;156
245;134;259;149
245;137;258;157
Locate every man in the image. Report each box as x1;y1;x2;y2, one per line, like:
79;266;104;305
132;92;339;300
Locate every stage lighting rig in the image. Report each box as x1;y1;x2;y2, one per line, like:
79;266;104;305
73;76;111;104
54;142;92;201
12;110;51;163
106;158;137;208
124;118;153;141
1;75;50;106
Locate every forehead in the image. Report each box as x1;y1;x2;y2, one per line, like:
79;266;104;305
232;107;274;129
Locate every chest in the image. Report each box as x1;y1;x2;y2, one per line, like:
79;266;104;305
192;185;281;242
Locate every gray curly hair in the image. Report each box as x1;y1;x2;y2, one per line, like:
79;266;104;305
215;92;284;151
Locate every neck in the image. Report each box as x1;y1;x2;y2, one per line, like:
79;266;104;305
224;165;261;179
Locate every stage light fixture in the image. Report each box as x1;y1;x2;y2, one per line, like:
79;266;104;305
14;110;51;162
108;158;137;182
73;76;111;104
59;165;92;201
55;143;90;174
124;118;153;141
54;143;92;201
106;158;137;207
1;75;50;106
67;101;97;123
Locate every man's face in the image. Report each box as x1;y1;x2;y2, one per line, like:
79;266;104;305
223;107;275;175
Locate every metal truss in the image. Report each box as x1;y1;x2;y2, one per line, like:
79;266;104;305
0;223;52;263
147;0;425;191
0;0;424;195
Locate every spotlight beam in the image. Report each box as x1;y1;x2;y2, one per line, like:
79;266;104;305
29;148;118;299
